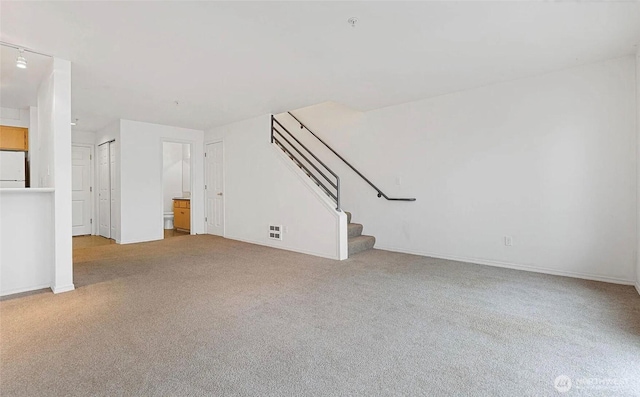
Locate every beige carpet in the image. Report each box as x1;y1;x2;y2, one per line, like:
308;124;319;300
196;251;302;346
1;235;639;396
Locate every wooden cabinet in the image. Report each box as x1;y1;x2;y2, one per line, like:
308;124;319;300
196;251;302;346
173;199;191;231
0;126;29;151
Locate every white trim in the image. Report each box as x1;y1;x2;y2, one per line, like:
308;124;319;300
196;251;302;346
336;210;348;260
375;245;636;286
635;282;640;296
0;283;51;297
51;284;75;294
224;234;340;260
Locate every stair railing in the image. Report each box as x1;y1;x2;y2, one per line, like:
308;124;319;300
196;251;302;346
287;111;416;202
271;115;341;211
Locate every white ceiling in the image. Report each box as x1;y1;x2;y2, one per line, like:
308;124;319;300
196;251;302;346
0;45;51;109
1;1;639;132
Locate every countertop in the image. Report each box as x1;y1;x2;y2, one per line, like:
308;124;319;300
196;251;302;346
173;197;190;201
0;188;55;193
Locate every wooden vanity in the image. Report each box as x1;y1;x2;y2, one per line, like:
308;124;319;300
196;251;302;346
173;198;190;232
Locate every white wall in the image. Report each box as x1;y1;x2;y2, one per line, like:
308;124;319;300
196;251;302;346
204;115;347;260
0;107;29;128
1;57;74;296
50;58;74;293
36;70;54;188
278;56;637;283
72;130;96;145
636;49;640;293
28;106;38;186
182;144;191;194
163;142;185;213
0;190;54;296
119;120;204;244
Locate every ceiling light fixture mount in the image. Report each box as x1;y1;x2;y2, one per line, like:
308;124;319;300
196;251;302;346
16;48;27;69
347;17;358;28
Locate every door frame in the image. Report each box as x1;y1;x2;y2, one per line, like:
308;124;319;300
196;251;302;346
204;139;225;237
161;139;195;237
71;143;95;236
97;141;113;239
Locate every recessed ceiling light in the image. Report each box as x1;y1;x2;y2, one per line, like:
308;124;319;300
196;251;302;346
347;17;358;28
16;48;27;69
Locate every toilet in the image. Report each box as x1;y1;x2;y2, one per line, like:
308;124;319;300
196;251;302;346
163;212;174;229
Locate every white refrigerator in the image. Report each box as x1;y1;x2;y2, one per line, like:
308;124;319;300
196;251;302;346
0;151;26;188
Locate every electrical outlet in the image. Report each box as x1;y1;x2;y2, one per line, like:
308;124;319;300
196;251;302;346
504;236;513;246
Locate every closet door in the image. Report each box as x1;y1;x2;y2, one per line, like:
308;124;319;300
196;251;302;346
98;143;111;238
109;141;117;239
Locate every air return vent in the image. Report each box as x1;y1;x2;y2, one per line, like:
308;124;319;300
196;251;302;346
269;225;282;240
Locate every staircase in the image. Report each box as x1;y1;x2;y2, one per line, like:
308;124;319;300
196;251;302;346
274;136;375;256
271;112;414;258
346;211;376;256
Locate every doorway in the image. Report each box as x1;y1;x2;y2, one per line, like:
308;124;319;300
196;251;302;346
205;141;224;236
162;141;191;239
97;140;116;239
71;145;93;236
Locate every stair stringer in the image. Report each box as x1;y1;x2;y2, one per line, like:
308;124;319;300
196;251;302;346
271;144;348;260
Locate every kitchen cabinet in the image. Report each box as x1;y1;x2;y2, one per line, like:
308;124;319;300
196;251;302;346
173;199;190;231
0;126;28;151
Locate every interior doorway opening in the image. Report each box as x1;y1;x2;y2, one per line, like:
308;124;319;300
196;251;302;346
162;141;192;239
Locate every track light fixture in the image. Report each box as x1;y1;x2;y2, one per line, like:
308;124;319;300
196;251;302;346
16;48;27;69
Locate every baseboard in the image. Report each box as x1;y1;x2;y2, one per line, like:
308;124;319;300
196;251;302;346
635;282;640;296
224;234;341;260
0;283;51;297
119;236;162;245
51;284;75;294
375;245;636;286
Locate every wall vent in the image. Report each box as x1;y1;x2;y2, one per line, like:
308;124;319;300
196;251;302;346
269;225;282;240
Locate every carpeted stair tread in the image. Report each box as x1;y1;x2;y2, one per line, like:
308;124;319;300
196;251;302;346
348;223;363;238
345;211;352;224
348;235;375;256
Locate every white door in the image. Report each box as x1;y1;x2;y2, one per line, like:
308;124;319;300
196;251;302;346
72;146;92;236
110;141;117;239
98;143;111;238
205;142;224;236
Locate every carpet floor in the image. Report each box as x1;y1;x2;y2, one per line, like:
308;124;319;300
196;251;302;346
1;235;639;396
